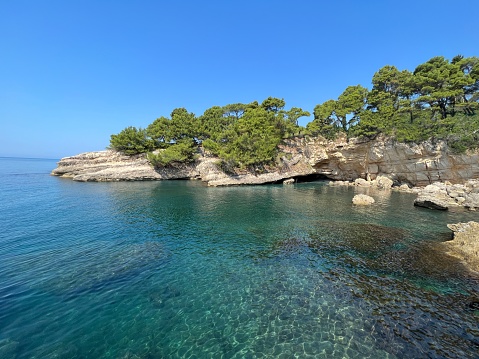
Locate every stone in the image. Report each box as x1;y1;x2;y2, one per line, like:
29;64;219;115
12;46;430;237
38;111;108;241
463;193;479;209
354;178;371;187
283;178;295;185
352;194;375;205
398;184;411;191
414;193;450;210
375;175;393;190
443;221;479;273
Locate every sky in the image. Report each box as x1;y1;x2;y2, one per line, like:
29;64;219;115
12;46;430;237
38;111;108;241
1;0;478;159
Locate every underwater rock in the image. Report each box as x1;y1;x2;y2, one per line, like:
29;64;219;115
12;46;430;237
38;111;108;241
46;241;170;297
307;222;408;255
352;194;375;205
0;339;19;359
149;284;181;309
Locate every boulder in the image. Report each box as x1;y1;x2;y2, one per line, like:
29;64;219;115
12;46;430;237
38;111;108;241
413;183;456;210
375;175;393;190
354;178;371;187
283;178;295;185
443;221;479;272
352;194;375;205
398;184;412;192
414;193;450;210
463;193;479;209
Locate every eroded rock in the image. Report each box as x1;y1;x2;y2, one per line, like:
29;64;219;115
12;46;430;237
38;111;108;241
52;135;479;187
352;194;375;205
443;221;479;273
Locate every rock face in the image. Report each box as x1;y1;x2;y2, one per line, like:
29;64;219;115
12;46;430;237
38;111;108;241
281;135;479;186
443;221;479;273
52;151;163;181
52;135;479;186
352;194;375;205
51;151;204;182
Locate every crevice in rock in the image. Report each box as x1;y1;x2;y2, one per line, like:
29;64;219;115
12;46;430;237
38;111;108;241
275;173;330;184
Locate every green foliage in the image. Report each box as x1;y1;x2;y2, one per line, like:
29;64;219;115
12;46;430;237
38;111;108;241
146;117;170;148
413;56;474;118
198;99;305;168
219;107;284;167
111;55;479;170
169;108;200;142
147;140;197;167
311;86;368;134
261;97;286;113
320;55;479;152
445;112;479;153
109;126;154;155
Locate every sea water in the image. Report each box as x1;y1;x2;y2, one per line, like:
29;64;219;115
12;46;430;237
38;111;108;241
0;157;478;358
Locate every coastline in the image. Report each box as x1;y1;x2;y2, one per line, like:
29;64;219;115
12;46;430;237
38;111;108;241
52;135;479;187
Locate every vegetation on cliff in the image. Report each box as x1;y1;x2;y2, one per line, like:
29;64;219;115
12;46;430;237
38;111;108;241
110;55;479;168
111;97;309;169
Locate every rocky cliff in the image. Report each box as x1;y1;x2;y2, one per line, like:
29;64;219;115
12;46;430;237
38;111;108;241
51;136;479;186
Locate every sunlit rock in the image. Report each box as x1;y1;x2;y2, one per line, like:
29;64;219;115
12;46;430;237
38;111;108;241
352;194;375;205
444;221;479;273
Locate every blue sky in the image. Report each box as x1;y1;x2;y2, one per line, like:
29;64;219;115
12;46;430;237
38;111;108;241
1;0;478;158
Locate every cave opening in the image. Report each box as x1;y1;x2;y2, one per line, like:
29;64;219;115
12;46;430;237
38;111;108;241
277;173;330;184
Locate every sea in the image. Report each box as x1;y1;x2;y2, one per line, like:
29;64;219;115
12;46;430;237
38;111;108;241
0;156;478;359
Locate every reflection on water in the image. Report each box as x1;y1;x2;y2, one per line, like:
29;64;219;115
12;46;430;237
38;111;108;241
0;158;479;358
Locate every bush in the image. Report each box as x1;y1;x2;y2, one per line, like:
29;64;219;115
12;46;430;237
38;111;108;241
147;141;197;167
109;127;154;155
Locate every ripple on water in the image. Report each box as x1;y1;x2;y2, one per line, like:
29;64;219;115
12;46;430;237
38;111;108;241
1;167;479;359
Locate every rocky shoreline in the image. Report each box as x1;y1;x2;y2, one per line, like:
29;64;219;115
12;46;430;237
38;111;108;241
52;135;479;186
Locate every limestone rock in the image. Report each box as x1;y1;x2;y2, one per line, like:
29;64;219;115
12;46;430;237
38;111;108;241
443;221;479;272
414;190;451;210
51;151;163;181
52;135;479;187
414;180;479;210
463;193;479;209
283;178;295;185
352;194;375;205
354;178;371;187
375;175;393;190
398;184;412;192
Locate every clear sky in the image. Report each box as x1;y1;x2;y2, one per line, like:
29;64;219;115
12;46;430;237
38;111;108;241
1;0;478;159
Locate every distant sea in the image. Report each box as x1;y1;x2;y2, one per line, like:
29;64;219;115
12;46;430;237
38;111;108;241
0;157;478;358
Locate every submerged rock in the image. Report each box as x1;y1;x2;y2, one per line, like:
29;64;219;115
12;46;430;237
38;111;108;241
352;194;375;205
443;221;479;273
0;339;19;359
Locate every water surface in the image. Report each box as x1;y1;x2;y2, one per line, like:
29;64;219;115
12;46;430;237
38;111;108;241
0;157;478;358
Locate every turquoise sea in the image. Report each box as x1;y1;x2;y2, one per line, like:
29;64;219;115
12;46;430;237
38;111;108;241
0;157;478;358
